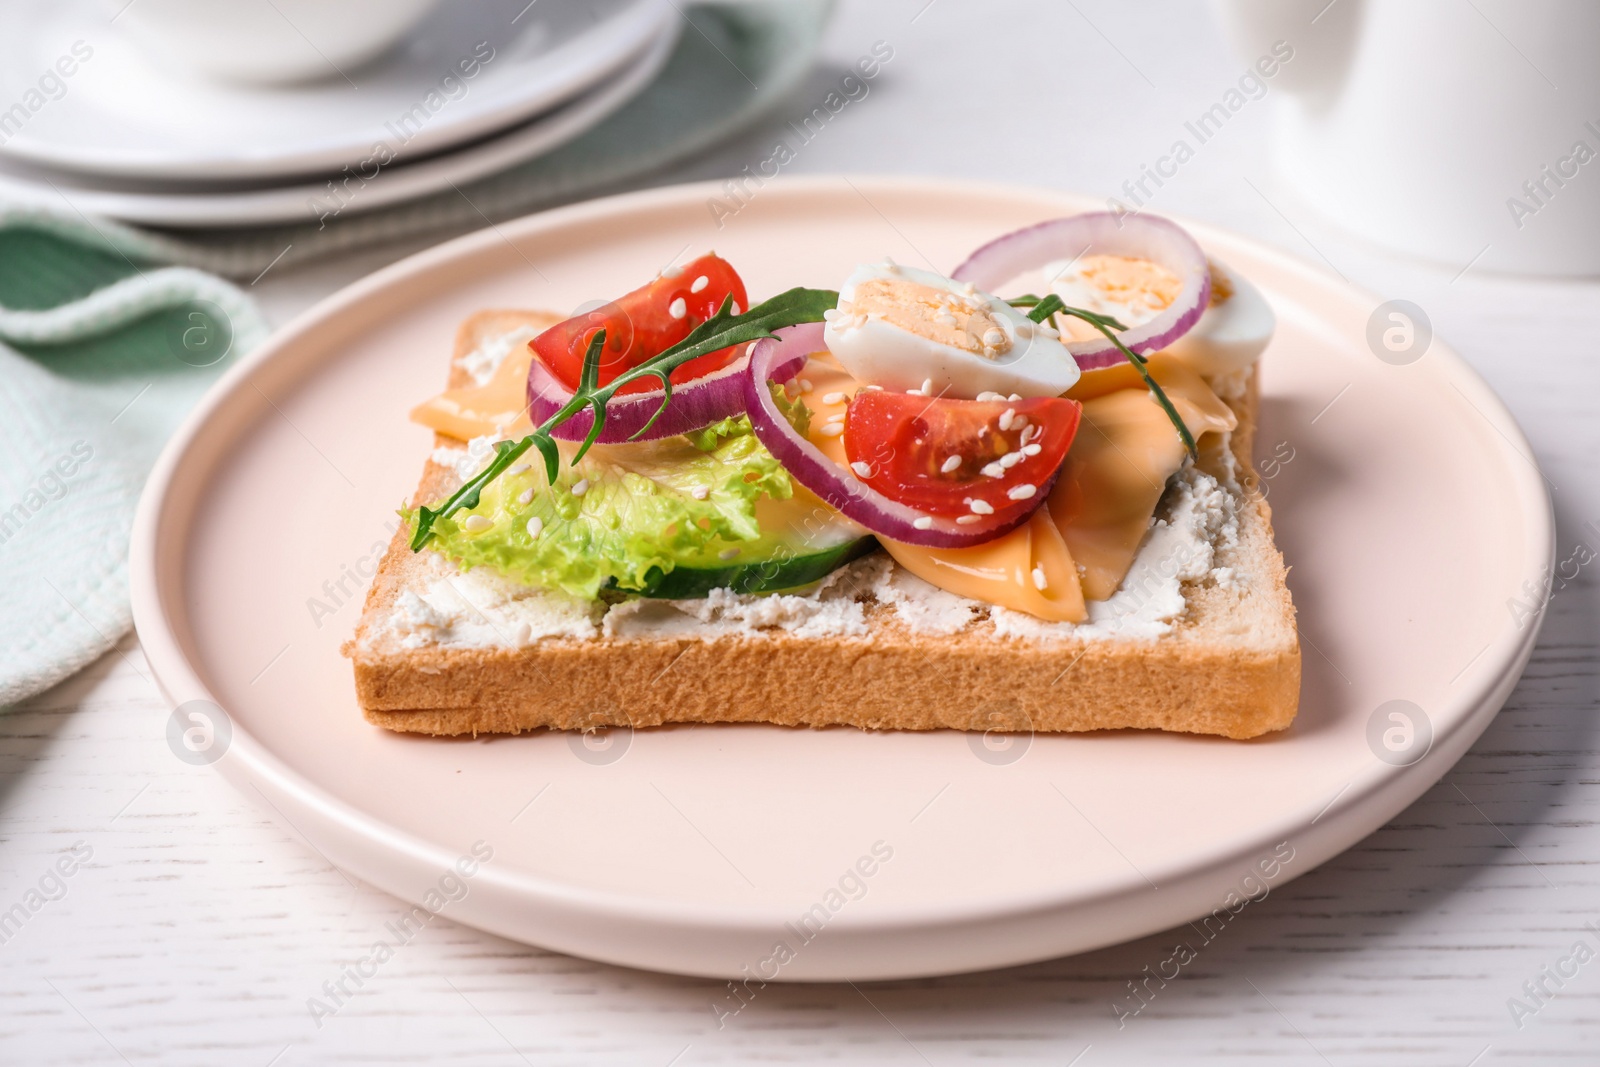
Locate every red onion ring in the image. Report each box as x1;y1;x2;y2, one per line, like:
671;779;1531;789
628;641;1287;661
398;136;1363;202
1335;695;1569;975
951;212;1211;371
744;323;1059;548
527;343;807;443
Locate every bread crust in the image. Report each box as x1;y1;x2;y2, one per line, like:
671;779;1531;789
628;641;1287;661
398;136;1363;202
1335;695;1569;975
346;311;1300;740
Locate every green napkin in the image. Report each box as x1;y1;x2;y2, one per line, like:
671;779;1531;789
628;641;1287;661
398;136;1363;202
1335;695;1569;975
0;229;267;705
0;1;829;705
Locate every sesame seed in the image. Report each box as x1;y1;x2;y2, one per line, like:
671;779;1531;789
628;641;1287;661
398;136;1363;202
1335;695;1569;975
976;391;1005;403
798;378;813;393
691;275;709;293
668;297;687;319
517;487;535;504
1009;394;1022;402
913;516;934;530
463;514;491;533
1000;451;1023;468
981;462;1005;478
982;328;1006;346
956;515;981;525
998;408;1016;431
883;256;898;270
691;486;710;500
864;384;884;391
571;478;589;497
906;389;923;397
719;548;740;560
961;281;976;296
823;391;847;405
969;499;994;515
823;309;838;322
934;311;958;326
525;516;543;538
920;378;933;395
1012;415;1029;432
850;461;874;478
820;424;845;437
1023;443;1042;456
507;463;530;476
1007;484;1037;500
940;455;961;473
1032;565;1048;590
824;413;845;425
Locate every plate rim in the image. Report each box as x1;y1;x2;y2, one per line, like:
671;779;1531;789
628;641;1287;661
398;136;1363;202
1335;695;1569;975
0;0;672;181
128;175;1555;959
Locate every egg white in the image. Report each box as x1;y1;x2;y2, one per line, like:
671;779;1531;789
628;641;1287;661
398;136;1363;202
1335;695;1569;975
1045;255;1275;377
1163;260;1275;376
823;262;1081;399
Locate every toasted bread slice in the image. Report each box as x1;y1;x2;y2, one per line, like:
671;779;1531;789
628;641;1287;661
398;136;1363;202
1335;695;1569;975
345;312;1300;740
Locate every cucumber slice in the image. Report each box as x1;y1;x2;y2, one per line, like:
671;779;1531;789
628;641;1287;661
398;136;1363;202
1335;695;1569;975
611;493;876;598
626;535;877;599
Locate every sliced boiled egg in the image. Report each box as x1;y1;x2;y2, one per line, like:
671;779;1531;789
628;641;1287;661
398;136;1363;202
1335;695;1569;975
823;261;1080;399
1045;254;1275;377
1165;260;1275;376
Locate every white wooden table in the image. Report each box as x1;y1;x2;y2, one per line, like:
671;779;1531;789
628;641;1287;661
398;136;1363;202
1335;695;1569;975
5;2;1598;1063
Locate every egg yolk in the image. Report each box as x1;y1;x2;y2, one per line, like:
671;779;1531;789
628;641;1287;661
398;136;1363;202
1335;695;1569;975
842;276;1012;360
1052;255;1185;344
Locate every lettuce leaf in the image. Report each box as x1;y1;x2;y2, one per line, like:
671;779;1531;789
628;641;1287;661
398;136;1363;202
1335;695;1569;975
413;416;793;598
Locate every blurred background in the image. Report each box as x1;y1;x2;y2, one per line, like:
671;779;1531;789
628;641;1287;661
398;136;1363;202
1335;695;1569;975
1;1;1597;1063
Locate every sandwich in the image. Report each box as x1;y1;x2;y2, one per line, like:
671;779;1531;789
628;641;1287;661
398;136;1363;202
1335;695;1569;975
345;212;1300;739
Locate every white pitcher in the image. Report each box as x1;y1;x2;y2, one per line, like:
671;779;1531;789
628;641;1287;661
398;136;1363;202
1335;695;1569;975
1213;0;1600;276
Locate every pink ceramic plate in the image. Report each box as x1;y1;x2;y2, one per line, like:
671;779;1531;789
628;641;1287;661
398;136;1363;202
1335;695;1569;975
130;178;1551;980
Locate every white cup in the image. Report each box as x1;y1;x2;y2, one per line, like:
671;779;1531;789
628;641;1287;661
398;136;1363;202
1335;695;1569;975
1214;0;1600;276
112;0;441;86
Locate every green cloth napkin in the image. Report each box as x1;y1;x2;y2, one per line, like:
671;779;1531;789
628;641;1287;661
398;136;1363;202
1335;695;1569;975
0;1;829;706
0;235;268;705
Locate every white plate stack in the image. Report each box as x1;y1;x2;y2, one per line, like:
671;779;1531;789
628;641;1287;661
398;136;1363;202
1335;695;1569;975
0;0;679;227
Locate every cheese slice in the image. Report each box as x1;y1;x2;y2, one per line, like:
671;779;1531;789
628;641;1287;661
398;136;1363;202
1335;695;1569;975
1053;352;1236;600
412;343;535;441
882;508;1086;621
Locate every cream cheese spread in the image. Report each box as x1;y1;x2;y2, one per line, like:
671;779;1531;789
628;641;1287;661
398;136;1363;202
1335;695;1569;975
456;325;540;387
375;467;1242;648
380;553;602;649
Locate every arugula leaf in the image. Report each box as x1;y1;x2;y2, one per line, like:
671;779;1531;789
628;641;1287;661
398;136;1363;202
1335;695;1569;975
410;286;838;551
1013;293;1198;462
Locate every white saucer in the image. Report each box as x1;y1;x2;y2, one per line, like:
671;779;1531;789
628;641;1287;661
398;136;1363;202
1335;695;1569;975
0;0;670;181
129;178;1552;980
0;25;676;229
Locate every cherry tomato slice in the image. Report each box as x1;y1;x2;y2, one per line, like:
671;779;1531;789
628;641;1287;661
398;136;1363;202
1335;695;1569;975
843;392;1082;523
531;253;749;396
